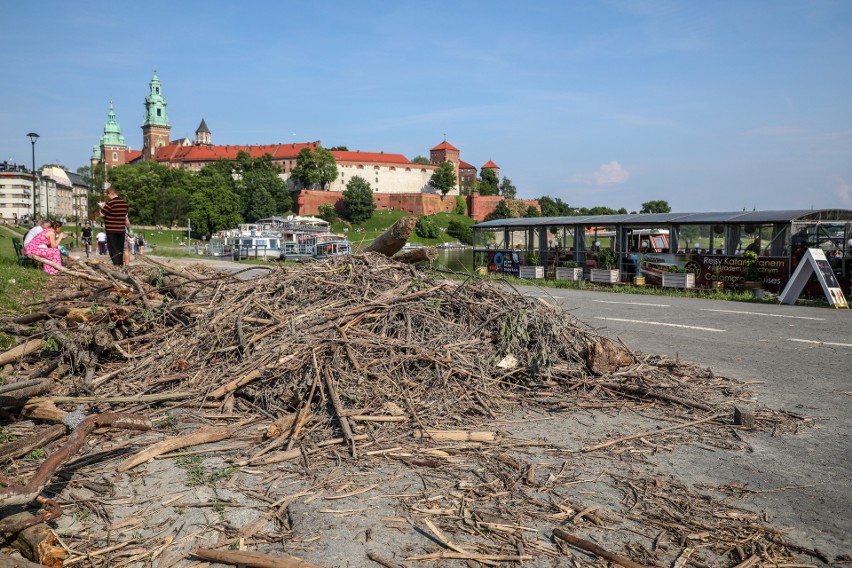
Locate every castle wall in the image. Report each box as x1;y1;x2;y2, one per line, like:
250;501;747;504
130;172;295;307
295;190;459;217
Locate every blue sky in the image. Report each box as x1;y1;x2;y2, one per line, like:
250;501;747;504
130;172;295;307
2;1;850;212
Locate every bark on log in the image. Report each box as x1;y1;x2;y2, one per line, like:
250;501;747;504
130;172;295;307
0;424;66;464
393;246;438;264
192;548;323;568
1;513;66;568
363;216;418;257
0;340;43;366
117;426;233;472
552;528;652;568
0;552;50;568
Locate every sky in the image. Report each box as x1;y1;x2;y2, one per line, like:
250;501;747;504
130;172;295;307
2;0;851;212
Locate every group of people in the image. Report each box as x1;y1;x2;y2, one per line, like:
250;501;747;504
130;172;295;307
23;186;132;275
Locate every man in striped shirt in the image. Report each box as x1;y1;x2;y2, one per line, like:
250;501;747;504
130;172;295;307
99;186;130;267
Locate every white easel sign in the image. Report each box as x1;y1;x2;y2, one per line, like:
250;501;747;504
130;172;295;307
779;248;848;308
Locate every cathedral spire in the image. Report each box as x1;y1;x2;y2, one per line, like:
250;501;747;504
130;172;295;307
142;67;172;160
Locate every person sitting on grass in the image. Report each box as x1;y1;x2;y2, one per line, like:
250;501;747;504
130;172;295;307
24;220;67;275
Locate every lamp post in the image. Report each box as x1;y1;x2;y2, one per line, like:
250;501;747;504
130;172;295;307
26;133;39;219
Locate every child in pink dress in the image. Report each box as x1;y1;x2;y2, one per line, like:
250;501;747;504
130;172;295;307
24;221;67;275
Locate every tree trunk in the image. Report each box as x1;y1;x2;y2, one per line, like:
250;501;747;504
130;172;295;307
364;216;418;257
394;246;438;264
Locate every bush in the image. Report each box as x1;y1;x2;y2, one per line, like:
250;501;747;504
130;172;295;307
317;203;337;224
414;215;440;239
446;220;473;244
525;252;540;266
452;195;467;215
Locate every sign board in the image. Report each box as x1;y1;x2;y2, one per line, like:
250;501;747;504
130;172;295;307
779;248;848;308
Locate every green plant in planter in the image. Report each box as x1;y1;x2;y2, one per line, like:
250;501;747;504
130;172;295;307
743;250;761;281
561;261;578;268
525;252;540;266
596;249;616;269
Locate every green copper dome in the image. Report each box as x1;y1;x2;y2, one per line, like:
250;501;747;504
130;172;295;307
142;67;170;128
92;144;101;160
100;101;126;147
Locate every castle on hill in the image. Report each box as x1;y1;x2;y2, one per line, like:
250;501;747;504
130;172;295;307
91;70;528;219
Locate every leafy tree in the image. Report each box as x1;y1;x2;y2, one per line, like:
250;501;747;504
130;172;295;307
499;177;517;200
77;164;107;219
291;146;338;190
189;170;242;236
524;205;540;218
414;215;440;239
537;195;574;217
640;200;671;214
478;168;499;196
410;155;430;165
579;205;622;216
318;203;338;223
328;146;349;151
446;219;474;244
342;176;375;223
452;195;466;215
484;199;514;221
153;186;190;227
429;161;456;199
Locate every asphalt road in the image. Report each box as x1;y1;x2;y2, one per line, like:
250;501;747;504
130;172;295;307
519;285;852;557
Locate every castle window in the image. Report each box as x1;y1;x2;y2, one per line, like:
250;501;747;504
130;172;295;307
157;109;161;117
156;87;160;94
112;152;117;161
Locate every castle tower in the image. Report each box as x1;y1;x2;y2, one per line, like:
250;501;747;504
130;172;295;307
481;159;500;180
98;101;127;170
430;139;461;184
195;118;211;145
141;67;171;160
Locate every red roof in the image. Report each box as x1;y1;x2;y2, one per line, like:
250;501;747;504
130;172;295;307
126;150;143;163
458;160;475;170
430;140;459;151
482;160;499;169
154;142;320;163
330;150;411;165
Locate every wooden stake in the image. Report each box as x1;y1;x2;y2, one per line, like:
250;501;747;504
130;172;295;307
552;528;652;568
192;547;323;568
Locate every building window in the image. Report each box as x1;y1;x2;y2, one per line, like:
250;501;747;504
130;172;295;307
157;109;161;117
112;152;118;161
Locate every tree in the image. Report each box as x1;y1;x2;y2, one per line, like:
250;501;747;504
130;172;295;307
318;203;338;224
429;161;456;199
538;196;574;217
524;205;540;218
640;200;671;214
478;168;499;196
499;177;517;200
291;146;338;190
414;215;440;239
342;176;375;223
446;219;474;244
484;199;514;221
411;155;430;165
189;170;242;236
77;164;107;219
328;146;348;151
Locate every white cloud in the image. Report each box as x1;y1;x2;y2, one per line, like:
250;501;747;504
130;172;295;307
837;178;852;206
593;161;630;185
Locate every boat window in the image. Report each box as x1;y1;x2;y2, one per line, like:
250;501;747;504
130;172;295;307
269;239;278;248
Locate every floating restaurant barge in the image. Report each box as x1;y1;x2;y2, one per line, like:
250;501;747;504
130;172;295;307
208;216;351;261
472;209;852;294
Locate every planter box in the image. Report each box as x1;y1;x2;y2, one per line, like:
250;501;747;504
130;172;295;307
590;269;619;284
556;267;583;281
518;266;544;279
662;272;695;289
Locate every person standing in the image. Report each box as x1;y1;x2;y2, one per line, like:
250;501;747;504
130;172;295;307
99;187;129;267
96;229;107;255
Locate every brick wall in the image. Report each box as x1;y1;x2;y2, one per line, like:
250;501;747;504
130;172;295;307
466;194;540;221
295;190;459;217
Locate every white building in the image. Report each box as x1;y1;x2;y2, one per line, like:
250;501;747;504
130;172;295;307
0;162;34;222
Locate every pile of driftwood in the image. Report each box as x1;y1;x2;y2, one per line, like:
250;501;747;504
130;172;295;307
0;219;819;567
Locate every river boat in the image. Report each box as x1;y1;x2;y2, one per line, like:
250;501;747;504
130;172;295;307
210;215;350;261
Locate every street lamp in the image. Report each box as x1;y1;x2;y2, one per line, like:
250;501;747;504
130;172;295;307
26;132;39;218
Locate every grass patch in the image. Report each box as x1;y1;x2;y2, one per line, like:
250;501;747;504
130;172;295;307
174;452;239;487
0;238;48;348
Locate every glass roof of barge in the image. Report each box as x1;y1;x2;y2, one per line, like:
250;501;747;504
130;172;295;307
473;209;852;229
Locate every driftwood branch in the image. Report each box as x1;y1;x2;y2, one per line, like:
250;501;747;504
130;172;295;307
552;528;652;568
192;548;323;568
364;216;418;256
394;246;438;264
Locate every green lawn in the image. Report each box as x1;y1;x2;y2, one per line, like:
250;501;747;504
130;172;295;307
334;211;474;249
0;236;47;347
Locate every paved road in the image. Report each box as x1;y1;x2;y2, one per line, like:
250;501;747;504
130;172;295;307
519;285;851;557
